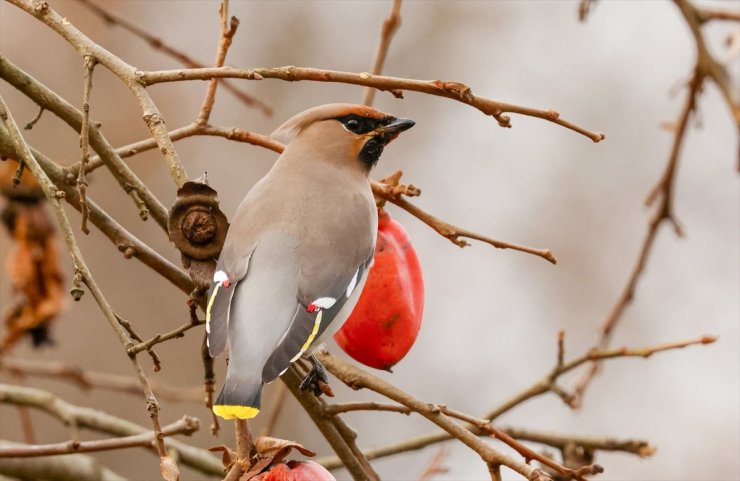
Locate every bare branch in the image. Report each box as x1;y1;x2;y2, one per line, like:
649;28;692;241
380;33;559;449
23;105;44;130
417;447;449;481
440;406;603;481
317;336;709;468
127;317;204;356
0;94;174;479
0;129;193;294
697;7;740;22
197;1;240;125
0;384;223;476
282;367;377;481
138;65;605;142
7;0;189;187
364;0;403;106
0;442;126;481
0;54;170;229
89;123;555;264
76;0;272;116
259;382;289;437
0;416;199;457
317;350;549;480
76;55;95;235
383;195;558;264
570;62;706;406
83;123;283;174
0;357;203;403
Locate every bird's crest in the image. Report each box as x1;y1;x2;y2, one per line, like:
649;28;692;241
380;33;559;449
270;103;386;144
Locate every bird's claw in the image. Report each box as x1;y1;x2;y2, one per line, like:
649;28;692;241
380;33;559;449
299;355;334;397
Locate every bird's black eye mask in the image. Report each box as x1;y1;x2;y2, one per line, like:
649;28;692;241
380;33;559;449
335;114;394;135
335;114;396;168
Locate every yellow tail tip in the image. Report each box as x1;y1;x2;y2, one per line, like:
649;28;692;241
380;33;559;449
212;404;260;420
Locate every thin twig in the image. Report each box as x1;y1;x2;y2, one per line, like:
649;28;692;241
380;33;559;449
330;414;381;481
17;407;35;444
116;314;162;372
570;62;706;407
696;6;740;23
97;125;555;264
364;0;402;106
201;334;220;436
0;95;175;480
83;122;283;174
0;128;193;294
23;105;44;130
0;383;223;475
75;0;272;116
0;416;199;457
316;336;710;469
282;367;375;481
196;0;240;125
0;357;203;403
76;55;95;235
440;406;603;481
258;382;289;437
417;447;449;481
385;195;558;264
0;54;171;229
138;65;605;143
127;317;204;356
0;445;126;481
317;350;548;480
327;402;412;416
8;0;190;187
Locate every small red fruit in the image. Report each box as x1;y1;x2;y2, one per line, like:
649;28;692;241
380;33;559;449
334;208;424;370
252;460;335;480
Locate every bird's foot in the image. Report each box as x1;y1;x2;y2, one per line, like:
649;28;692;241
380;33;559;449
300;354;335;397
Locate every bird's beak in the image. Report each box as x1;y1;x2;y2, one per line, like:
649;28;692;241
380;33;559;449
374;117;415;144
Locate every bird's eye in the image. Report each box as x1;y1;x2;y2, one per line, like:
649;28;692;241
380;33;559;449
346;119;360;132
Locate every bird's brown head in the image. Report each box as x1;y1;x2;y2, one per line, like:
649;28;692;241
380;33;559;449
271;103;415;172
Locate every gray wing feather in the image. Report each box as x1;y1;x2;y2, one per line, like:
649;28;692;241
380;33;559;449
261;253;373;382
206;248;255;358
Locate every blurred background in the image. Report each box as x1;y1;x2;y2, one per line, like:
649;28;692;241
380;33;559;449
0;1;738;480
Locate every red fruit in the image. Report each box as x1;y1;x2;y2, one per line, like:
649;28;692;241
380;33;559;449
252;461;335;481
334;208;424;370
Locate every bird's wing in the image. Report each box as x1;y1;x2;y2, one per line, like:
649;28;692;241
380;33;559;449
205;240;257;357
260;251;374;382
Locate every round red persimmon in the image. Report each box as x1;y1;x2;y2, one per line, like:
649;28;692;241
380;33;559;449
334;208;424;370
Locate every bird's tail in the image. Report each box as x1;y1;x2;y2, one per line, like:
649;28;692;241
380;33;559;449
212;374;263;420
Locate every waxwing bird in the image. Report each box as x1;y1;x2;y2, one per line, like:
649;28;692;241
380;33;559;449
206;103;415;420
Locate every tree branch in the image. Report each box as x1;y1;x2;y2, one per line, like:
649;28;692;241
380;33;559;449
316;336;710;468
76;54;95;235
569;57;707;407
0;128;194;294
0;384;223;476
7;0;189;187
363;0;403;107
0;54;170;229
0;416;198;458
317;350;550;481
0;94;174;479
196;0;240;126
282;367;376;481
138;65;605;142
0;357;203;403
0;441;126;481
75;0;272;116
